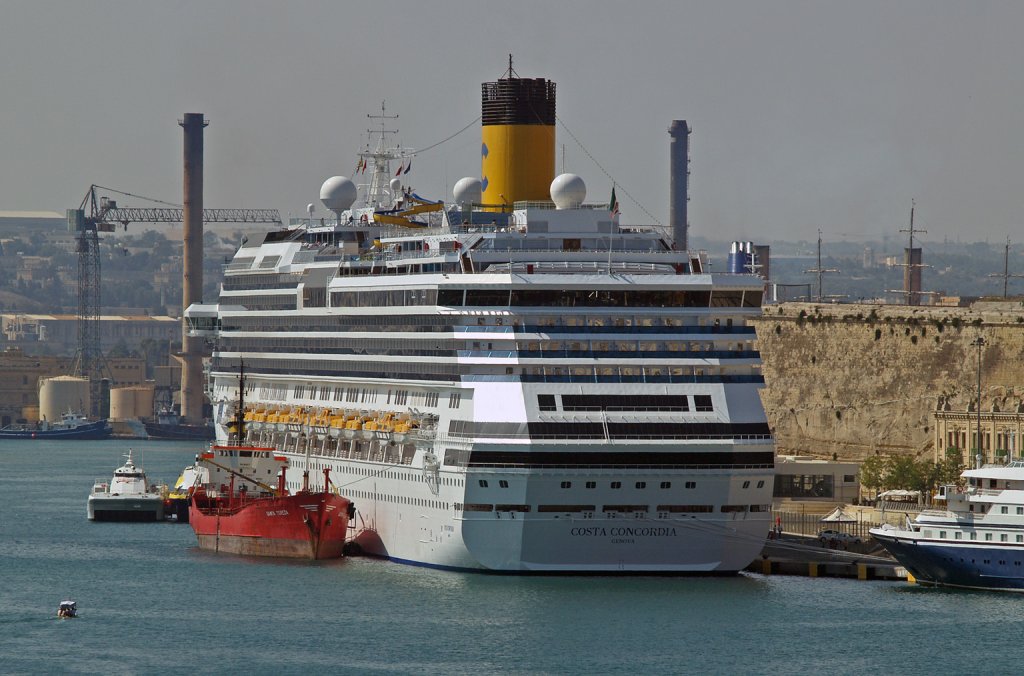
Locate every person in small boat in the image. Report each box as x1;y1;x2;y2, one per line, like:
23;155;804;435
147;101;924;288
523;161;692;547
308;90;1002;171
57;601;77;619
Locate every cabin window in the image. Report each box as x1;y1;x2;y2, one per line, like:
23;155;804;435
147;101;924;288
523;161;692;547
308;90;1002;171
610;481;622;489
1001;534;1009;542
955;532;962;540
757;480;765;488
479;480;488;488
985;533;993;541
586;481;596;489
742;481;750;489
499;480;509;488
560;481;572;489
685;481;696;489
939;531;946;538
1002;506;1009;514
660;482;671;489
636;482;647;489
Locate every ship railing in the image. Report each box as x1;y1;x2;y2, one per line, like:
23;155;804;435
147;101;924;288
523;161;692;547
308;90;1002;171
917;509;957;519
973;488;1004;497
439;432;774;442
463;462;774;470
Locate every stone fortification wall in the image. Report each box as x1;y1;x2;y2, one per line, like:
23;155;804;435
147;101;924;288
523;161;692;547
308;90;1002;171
752;301;1024;461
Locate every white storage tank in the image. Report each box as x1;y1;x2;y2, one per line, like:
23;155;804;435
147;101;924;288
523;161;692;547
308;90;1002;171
109;386;156;420
38;376;91;423
109;388;135;421
131;386;155;419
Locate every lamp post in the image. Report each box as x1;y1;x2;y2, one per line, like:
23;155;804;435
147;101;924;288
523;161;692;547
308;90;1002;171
971;335;986;468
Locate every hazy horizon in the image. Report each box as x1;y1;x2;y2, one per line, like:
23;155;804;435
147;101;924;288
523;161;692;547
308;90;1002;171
2;1;1022;245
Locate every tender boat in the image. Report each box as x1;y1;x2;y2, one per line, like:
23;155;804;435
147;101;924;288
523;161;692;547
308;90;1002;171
57;601;77;619
87;450;165;521
871;461;1024;591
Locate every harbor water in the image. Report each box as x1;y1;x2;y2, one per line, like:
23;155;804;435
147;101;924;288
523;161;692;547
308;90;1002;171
3;439;1024;675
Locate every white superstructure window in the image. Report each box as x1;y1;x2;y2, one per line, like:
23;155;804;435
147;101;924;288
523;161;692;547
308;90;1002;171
449;393;461;408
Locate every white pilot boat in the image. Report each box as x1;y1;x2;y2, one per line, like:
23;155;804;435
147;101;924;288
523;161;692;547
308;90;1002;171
87;449;165;522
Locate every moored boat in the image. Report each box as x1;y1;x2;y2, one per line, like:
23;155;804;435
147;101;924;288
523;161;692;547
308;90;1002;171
186;65;775;573
188;447;353;559
1;410;111;440
187;366;355;559
871;461;1024;591
87;449;165;521
143;407;214;441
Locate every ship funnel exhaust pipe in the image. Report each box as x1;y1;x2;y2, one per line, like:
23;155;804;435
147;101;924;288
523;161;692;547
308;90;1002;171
669;120;690;251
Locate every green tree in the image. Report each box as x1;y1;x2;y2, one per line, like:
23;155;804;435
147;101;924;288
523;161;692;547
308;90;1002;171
859;455;888;497
886;455;928;492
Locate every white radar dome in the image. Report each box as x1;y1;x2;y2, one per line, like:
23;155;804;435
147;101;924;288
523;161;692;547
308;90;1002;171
550;173;586;209
389;177;402;193
453;177;482;205
320;176;357;215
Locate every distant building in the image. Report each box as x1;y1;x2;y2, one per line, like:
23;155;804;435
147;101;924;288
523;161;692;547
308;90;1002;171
0;347;146;426
1;313;179;355
774;455;861;504
933;396;1024;465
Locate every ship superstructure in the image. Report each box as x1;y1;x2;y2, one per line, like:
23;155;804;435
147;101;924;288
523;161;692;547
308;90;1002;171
187;70;774;572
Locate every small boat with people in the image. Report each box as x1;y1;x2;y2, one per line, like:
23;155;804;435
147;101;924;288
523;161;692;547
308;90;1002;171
87;449;166;521
871;460;1024;591
57;601;77;619
0;410;111;440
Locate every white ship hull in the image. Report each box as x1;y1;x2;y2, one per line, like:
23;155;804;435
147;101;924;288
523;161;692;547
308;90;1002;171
280;453;771;572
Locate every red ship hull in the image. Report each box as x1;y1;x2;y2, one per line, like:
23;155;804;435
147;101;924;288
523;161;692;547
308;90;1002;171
189;490;351;560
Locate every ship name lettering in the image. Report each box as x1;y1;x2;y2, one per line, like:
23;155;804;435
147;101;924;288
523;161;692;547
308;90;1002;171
570;527;677;538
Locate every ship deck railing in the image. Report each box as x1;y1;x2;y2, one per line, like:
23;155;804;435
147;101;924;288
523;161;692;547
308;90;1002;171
917;509;958;518
438;432;774;442
461;461;774;470
463;349;760;360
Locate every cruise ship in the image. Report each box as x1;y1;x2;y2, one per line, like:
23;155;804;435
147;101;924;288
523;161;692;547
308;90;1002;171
187;70;775;572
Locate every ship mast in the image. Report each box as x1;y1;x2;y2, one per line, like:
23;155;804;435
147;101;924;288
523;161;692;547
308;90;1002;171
357;101;412;210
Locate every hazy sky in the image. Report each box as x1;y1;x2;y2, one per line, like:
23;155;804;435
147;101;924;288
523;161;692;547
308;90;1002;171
2;1;1022;243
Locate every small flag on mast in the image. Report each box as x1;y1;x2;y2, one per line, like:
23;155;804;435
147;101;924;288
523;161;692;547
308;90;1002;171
608;186;620;218
404;159;412;175
395;161;404;177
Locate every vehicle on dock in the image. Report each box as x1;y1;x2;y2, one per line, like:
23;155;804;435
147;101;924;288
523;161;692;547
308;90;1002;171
817;529;862;547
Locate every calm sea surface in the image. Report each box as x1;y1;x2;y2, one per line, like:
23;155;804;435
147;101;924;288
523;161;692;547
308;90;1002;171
3;439;1024;675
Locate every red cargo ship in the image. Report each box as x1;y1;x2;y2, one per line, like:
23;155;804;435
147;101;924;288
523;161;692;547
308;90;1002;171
189;447;354;559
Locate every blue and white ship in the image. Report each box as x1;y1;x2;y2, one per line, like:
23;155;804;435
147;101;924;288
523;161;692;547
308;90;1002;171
871;463;1024;591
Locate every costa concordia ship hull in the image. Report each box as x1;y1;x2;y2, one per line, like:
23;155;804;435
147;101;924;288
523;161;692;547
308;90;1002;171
187;69;775;573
